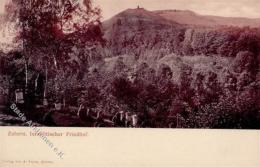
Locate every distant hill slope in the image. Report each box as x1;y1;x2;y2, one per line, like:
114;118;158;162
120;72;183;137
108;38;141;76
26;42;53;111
102;8;260;58
154;10;260;28
102;8;180;40
102;8;185;56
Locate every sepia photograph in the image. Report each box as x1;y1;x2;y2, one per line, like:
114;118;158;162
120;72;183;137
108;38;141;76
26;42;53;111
0;0;260;129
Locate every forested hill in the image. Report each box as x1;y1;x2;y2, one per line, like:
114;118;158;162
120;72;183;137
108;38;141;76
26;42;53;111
99;9;260;128
103;8;260;59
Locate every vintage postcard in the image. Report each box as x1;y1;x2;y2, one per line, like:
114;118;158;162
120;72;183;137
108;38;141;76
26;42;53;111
0;0;259;166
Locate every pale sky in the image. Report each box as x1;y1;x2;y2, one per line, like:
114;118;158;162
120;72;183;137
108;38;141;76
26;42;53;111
1;0;260;20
